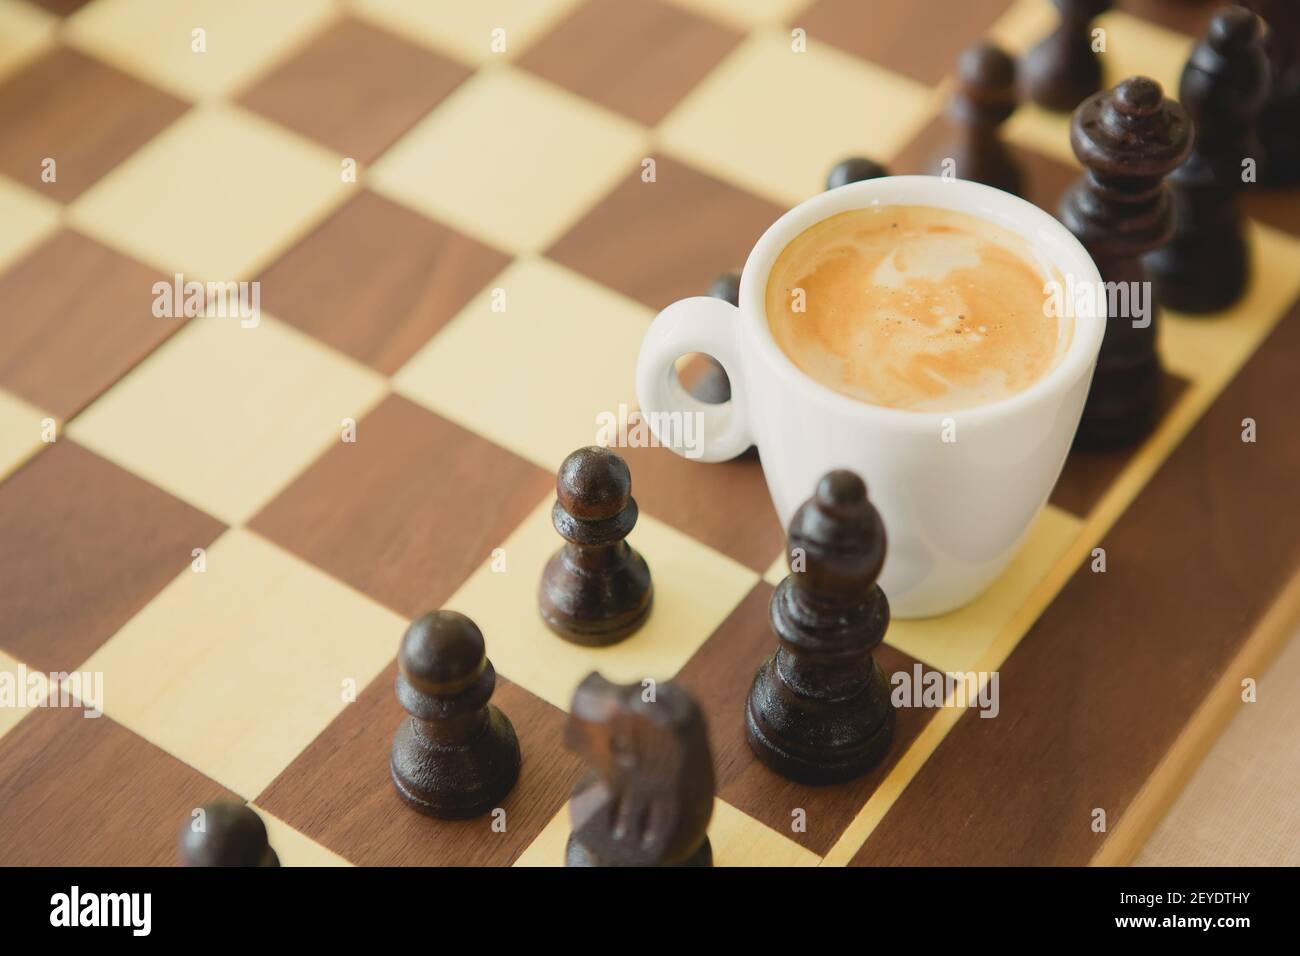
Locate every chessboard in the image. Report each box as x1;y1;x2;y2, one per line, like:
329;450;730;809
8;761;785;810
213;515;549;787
1;0;1298;868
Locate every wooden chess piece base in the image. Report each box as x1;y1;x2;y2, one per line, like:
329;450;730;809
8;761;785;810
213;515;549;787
539;548;653;646
566;832;713;867
390;708;521;819
1071;354;1162;450
746;656;895;785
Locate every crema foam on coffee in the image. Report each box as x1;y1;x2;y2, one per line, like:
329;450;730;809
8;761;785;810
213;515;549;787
765;205;1072;412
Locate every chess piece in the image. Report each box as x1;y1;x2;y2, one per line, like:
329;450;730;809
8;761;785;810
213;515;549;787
746;471;895;784
826;156;889;190
565;673;713;867
680;271;741;406
1146;7;1271;313
1240;0;1300;184
178;802;279;867
930;41;1023;195
685;271;759;459
539;447;652;645
707;270;740;307
1060;77;1191;448
1023;0;1112;111
390;610;521;818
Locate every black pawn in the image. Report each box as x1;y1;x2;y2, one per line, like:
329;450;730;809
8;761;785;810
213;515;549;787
1023;0;1112;111
178;802;279;867
825;156;889;191
746;471;895;784
1060;77;1191;449
390;611;521;818
679;271;740;406
1146;7;1271;313
932;41;1023;196
539;447;652;646
1241;0;1300;184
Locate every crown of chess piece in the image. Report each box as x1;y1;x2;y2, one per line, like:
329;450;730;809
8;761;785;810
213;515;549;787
177;801;279;867
1060;76;1192;449
564;672;714;867
930;41;1023;196
746;471;895;784
1146;7;1271;314
1241;0;1300;184
1023;0;1112;111
825;156;889;190
389;610;521;818
539;447;653;646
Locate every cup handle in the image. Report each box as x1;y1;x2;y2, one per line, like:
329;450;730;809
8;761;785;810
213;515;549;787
635;296;754;463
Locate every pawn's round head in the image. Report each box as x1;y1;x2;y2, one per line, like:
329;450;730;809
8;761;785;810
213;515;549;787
958;41;1015;91
707;270;741;307
787;470;886;599
557;446;631;521
399;610;486;696
825;156;888;191
178;801;272;867
1208;5;1262;54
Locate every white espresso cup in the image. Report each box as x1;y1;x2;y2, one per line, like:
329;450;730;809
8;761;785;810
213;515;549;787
635;176;1105;618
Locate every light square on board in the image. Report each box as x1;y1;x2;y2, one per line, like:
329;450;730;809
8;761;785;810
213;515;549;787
799;0;1015;86
0;174;58;271
444;498;758;712
0;231;188;420
0;707;238;865
0;0;55;82
259;190;511;375
70;104;349;281
883;504;1082;674
0;46;188;203
547;155;784;310
66;0;335;101
238;16;472;166
68;316;386;526
515;797;820;866
352;0;585;65
369;66;645;256
0;390;44;482
393;257;651;472
0;441;224;674
517;0;743;127
251;394;552;621
999;5;1194;166
82;528;407;798
657;29;937;207
257;660;584;866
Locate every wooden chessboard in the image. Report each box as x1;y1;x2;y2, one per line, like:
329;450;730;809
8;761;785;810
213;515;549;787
1;0;1297;868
